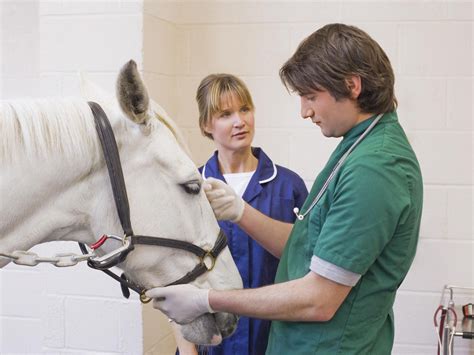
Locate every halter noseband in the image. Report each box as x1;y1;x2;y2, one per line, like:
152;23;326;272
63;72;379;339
79;102;228;303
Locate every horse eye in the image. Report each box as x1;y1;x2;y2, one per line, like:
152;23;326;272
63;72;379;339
182;181;201;195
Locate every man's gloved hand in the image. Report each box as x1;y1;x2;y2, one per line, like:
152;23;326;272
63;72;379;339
203;177;245;222
146;284;214;324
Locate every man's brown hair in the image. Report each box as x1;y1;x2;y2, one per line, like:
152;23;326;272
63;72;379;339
280;23;397;113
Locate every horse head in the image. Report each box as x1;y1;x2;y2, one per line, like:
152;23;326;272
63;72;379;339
0;60;243;345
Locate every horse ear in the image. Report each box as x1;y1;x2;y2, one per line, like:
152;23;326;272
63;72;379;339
116;60;150;125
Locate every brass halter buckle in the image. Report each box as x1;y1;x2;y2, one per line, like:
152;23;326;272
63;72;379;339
140;292;152;304
200;251;216;271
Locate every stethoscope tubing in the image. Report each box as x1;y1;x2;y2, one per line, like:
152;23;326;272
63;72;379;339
294;113;384;221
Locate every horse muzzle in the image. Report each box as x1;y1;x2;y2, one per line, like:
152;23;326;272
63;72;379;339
180;312;239;346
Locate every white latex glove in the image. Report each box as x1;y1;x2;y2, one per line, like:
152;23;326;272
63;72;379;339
145;284;214;324
203;177;245;222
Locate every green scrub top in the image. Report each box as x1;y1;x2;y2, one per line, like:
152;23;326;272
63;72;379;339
266;112;423;354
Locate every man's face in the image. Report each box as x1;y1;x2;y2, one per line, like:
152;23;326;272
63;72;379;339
299;89;362;138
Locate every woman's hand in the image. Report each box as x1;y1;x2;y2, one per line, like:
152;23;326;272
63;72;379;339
203;177;245;222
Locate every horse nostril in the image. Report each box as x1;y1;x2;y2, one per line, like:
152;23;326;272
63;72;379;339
215;312;239;339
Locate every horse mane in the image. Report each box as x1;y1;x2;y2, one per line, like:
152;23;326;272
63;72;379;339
0;96;192;167
0;98;100;165
149;101;192;157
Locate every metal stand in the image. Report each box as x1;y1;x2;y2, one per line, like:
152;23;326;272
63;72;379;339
435;285;474;355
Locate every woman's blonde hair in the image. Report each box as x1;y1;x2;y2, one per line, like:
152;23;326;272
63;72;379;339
196;74;254;139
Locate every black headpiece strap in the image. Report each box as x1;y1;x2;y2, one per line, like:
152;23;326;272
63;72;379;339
89;101;133;237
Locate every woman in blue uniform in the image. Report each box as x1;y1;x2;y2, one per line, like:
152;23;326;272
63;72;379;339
175;74;308;355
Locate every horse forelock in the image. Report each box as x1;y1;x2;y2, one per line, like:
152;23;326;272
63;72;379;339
0;98;101;165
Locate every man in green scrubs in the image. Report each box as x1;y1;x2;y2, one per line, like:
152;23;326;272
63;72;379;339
147;23;423;354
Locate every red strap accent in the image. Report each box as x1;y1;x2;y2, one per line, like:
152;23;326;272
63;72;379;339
91;235;108;250
434;305;443;327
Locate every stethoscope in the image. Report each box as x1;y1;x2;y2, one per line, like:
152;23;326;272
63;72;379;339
293;113;383;221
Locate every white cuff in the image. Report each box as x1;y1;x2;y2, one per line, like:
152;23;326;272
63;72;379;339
310;255;361;286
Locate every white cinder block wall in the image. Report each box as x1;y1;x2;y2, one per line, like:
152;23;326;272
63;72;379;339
143;1;473;354
1;1;144;354
1;1;473;354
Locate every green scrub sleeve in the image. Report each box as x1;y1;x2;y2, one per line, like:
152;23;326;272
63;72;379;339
313;154;411;275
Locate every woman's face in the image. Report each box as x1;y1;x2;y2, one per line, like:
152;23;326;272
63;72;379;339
205;93;255;153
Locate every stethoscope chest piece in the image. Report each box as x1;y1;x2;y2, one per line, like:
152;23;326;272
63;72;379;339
293;207;304;221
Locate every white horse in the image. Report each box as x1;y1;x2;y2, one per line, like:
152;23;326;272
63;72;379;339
0;60;242;346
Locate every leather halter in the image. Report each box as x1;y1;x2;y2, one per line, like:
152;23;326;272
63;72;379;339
79;102;228;302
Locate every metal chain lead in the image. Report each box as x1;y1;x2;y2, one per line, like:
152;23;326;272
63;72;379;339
0;250;95;267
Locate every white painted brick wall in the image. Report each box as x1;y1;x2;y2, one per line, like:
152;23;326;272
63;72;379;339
1;1;143;353
2;1;473;354
143;1;473;354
